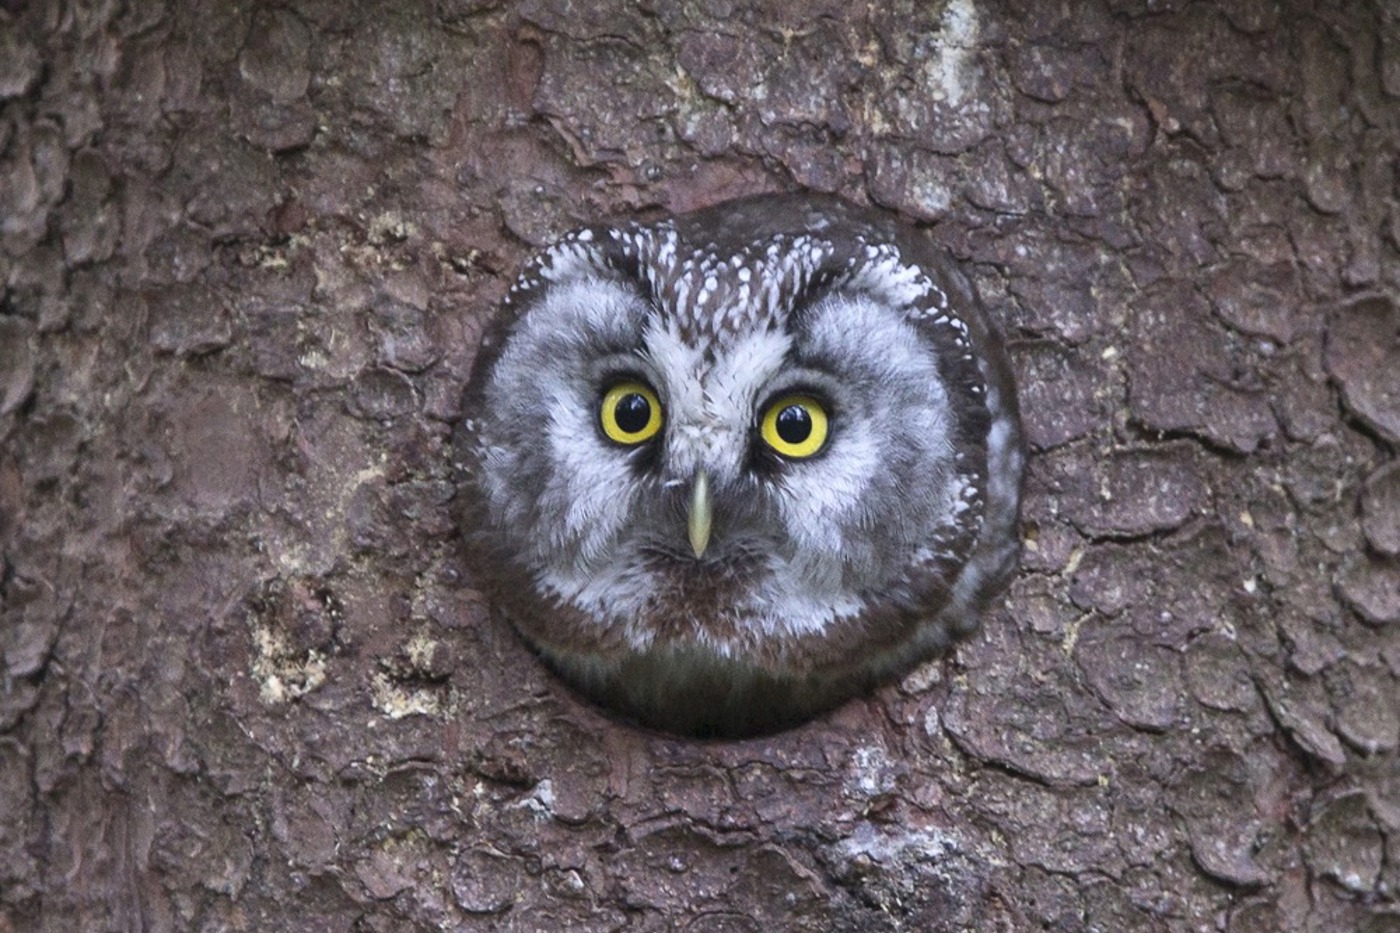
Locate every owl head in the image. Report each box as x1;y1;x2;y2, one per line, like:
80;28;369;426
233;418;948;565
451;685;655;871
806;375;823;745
455;194;1024;736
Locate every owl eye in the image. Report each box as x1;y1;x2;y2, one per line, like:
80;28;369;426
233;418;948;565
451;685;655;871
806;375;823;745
600;380;663;445
759;395;829;459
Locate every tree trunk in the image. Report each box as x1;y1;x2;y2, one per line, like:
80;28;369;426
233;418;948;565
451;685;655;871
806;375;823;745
1;0;1397;929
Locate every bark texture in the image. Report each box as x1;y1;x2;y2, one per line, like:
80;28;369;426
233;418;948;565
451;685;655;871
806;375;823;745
2;0;1399;930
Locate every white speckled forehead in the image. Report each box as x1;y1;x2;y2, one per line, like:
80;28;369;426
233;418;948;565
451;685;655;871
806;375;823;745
509;221;964;354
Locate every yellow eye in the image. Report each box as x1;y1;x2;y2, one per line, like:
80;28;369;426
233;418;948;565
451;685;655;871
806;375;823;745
600;381;663;445
759;395;829;459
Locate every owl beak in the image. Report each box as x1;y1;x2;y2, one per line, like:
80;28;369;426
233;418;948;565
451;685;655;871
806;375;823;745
688;468;712;558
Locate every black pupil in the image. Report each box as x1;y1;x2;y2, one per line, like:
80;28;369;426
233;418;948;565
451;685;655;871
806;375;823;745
776;405;812;444
615;393;651;434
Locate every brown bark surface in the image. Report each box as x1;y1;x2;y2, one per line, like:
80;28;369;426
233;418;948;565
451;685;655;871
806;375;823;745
2;1;1398;930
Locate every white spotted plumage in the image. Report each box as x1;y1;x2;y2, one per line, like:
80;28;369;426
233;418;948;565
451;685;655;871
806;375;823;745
456;194;1025;736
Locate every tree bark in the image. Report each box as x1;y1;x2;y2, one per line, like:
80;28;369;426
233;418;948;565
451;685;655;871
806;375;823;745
1;0;1397;929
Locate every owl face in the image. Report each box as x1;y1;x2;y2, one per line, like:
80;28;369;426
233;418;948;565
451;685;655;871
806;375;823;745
456;195;1024;736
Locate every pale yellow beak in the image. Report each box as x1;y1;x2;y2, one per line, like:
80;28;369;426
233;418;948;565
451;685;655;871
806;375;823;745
688;468;712;558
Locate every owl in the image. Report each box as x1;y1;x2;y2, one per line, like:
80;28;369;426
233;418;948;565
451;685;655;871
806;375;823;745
454;194;1024;737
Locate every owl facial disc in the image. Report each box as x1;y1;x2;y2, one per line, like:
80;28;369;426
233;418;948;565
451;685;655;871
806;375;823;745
455;193;1026;736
